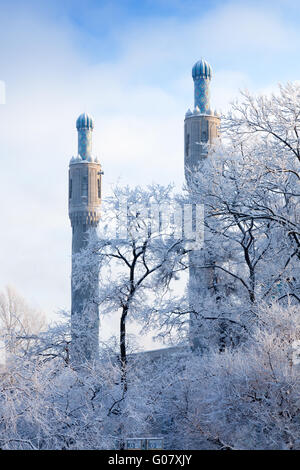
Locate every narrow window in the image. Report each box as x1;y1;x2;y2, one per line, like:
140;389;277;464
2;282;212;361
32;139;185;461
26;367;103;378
185;133;190;156
202;121;208;142
81;175;88;197
97;178;101;199
69;178;72;199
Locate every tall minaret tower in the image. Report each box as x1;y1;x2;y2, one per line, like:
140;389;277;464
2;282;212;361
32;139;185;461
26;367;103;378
68;112;103;363
184;59;221;352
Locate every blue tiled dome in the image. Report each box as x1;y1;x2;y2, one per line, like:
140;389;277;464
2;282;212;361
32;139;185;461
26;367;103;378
76;112;94;130
192;59;212;80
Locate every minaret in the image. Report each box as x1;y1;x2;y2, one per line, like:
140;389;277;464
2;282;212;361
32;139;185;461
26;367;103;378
184;60;221;352
68;112;103;363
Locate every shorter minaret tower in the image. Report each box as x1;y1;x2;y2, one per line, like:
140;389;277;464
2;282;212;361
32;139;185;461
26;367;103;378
184;60;221;352
68;113;103;363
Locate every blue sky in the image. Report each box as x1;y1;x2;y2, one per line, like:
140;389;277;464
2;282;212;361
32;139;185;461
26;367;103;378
0;0;300;345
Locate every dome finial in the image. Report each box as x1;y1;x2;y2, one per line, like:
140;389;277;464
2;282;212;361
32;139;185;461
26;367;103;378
192;58;212;80
76;112;94;130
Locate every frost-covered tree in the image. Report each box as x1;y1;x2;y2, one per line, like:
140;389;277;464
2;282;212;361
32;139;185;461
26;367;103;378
0;351;152;449
176;302;300;450
73;184;189;390
0;286;46;361
1;301;299;450
187;83;300;349
1;84;300;451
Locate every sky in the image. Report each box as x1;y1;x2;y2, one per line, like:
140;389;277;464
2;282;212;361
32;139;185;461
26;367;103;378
1;0;300;347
